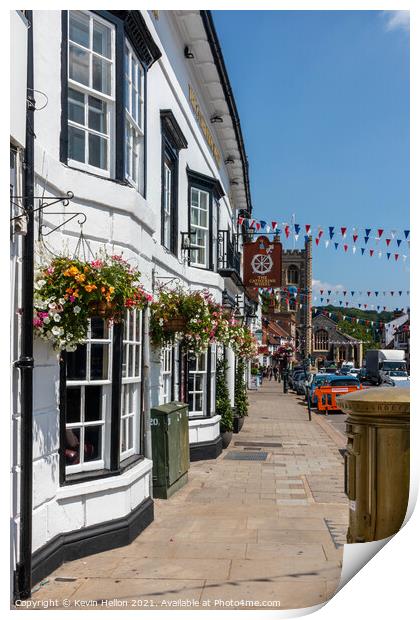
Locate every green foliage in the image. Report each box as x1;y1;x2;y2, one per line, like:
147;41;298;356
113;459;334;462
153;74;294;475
235;357;249;417
337;320;381;356
216;357;233;432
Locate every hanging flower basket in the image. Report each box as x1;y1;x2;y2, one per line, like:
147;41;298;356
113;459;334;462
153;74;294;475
33;252;152;351
88;300;116;318
164;316;188;333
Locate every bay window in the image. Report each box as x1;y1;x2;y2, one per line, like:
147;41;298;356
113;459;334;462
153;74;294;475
62;311;144;481
63;10;161;190
187;345;217;418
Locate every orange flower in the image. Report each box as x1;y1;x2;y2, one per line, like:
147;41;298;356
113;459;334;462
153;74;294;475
101;287;106;293
63;266;80;277
84;284;97;293
109;286;115;294
75;273;86;283
66;287;73;294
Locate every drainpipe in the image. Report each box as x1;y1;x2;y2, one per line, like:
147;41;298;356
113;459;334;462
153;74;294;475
14;10;34;601
142;306;153;497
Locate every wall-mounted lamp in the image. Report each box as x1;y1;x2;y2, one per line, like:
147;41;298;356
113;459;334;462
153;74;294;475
224;156;235;165
184;46;194;59
210;115;223;124
230;179;239;186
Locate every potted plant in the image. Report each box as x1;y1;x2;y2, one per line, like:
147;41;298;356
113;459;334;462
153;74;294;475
33;253;151;351
234;357;249;432
216;357;233;448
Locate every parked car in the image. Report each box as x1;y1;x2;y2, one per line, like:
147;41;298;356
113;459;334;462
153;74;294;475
349;368;361;377
382;370;409;383
295;372;313;395
291;370;306;391
309;373;336;405
288;367;304;389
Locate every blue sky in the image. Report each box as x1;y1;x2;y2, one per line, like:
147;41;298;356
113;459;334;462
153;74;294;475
213;10;409;312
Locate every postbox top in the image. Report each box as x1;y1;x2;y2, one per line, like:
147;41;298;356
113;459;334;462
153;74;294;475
337;386;410;417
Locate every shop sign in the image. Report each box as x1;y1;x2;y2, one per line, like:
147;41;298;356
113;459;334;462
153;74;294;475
189;85;222;167
243;236;282;288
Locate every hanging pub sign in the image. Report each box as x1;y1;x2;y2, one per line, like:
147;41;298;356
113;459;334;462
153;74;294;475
243;236;282;288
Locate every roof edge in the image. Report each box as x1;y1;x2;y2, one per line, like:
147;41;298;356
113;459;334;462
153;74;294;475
200;10;252;216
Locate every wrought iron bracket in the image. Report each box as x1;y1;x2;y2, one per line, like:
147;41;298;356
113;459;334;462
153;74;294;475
10;191;74;221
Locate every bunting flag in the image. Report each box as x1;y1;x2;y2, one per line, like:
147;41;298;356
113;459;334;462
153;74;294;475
365;228;371;237
237;216;244;226
364;236;369;244
404;230;410;239
284;225;290;238
397;239;402;247
385;238;391;246
318;229;324;239
329;226;335;239
315;237;320;246
344;244;348;252
378;229;384;238
361;248;365;255
395;254;399;261
255;222;261;231
341;227;347;238
271;221;278;230
334;243;339;250
370;249;374;256
353;234;358;243
305;224;311;233
387;252;391;260
294;224;301;235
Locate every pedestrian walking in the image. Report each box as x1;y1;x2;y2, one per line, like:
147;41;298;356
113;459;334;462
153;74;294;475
273;366;278;381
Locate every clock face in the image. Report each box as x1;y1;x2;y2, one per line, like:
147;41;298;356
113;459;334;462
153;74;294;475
251;253;273;274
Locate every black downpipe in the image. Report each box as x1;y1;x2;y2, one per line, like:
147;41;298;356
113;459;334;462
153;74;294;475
14;10;34;601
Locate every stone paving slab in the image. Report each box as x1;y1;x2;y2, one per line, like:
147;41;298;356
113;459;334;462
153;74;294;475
31;383;348;610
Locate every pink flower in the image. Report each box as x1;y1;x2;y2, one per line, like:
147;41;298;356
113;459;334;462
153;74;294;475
33;318;43;328
90;260;103;268
69;295;75;302
47;267;54;274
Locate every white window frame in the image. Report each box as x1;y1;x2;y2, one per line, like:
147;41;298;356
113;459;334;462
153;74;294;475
163;162;172;250
188;351;208;417
67;10;115;177
121;309;142;460
65;318;113;474
124;39;145;193
161;344;173;404
209;344;217;416
190;187;210;268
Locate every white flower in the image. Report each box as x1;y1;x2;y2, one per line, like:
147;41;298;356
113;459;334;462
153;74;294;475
59;298;66;305
43;317;50;324
53;313;61;322
48;302;57;310
73;305;81;314
51;326;64;336
34;279;46;290
66;344;77;352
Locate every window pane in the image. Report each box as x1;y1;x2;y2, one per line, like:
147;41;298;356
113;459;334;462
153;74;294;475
92;56;111;95
93;19;111;58
199;209;208;227
200;191;209;211
191;188;199;207
191;208;199;226
66;387;81;423
69;44;89;87
91;317;109;339
69;12;89;48
67;344;87;380
88;96;107;134
121;418;127;452
68;126;85;163
85;385;102;422
84;426;102;462
65;428;80;465
90;343;109;379
127;417;133;450
124;46;129;75
68;88;85;125
88;133;107;170
135;346;140;376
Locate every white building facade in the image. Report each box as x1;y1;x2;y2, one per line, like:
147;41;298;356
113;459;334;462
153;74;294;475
10;9;254;598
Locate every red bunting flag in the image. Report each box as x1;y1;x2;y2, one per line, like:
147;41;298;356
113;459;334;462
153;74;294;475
385;239;391;246
344;244;348;252
320;289;324;295
305;224;311;233
249;219;255;228
364;304;368;309
318;229;324;239
341;227;347;237
271;221;278;230
315;237;320;246
378;229;384;238
285;225;290;238
255;222;261;231
369;249;374;256
237;217;244;226
353;234;358;243
395;254;399;261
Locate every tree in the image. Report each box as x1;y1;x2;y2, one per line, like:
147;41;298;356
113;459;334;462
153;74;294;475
216;357;233;432
235;357;249;417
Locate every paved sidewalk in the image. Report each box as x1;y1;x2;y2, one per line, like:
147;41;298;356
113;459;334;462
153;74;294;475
32;383;348;610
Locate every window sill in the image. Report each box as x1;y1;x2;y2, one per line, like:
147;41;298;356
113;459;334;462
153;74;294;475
63;161;129;186
59;455;152;495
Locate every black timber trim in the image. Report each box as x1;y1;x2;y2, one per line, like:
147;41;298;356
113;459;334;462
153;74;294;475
200;11;252;215
109;11;161;68
110;323;123;471
187;167;224;200
31;497;154;587
189;435;223;462
160;110;188;150
59;11;68;164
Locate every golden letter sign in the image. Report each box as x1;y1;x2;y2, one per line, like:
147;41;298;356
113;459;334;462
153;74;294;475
189;85;222;168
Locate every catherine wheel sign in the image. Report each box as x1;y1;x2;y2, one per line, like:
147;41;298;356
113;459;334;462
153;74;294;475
251;253;273;274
